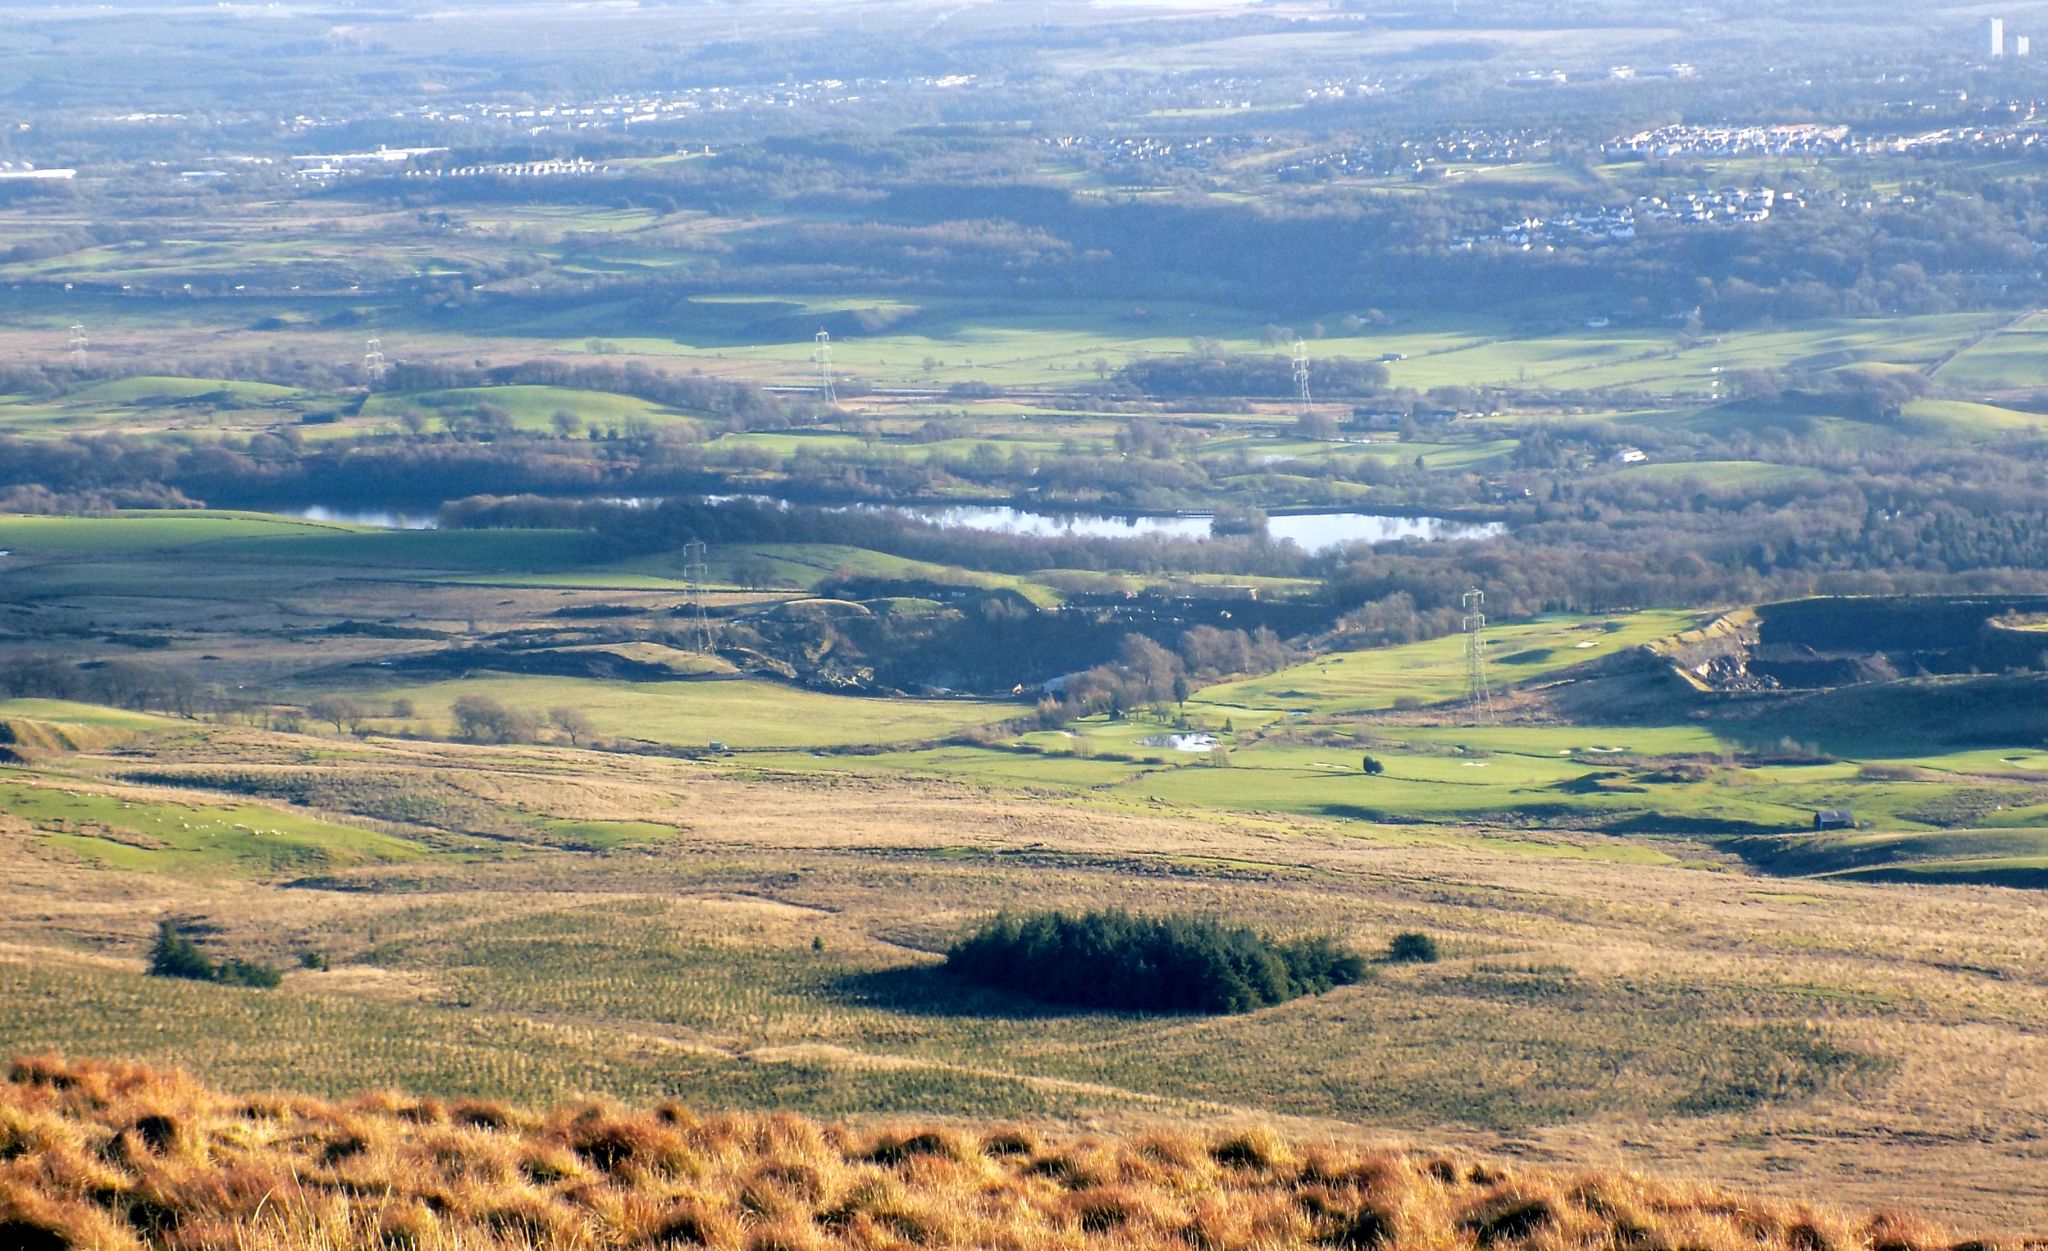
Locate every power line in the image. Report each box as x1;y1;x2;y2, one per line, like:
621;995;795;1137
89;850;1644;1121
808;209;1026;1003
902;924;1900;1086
1292;337;1313;416
67;323;88;370
362;337;387;384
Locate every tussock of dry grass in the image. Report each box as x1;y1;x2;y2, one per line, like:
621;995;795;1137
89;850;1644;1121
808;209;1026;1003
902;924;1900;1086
0;1056;2012;1251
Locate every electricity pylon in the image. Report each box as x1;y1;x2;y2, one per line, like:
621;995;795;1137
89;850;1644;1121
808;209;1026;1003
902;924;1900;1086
1462;586;1495;720
812;330;837;405
681;539;713;653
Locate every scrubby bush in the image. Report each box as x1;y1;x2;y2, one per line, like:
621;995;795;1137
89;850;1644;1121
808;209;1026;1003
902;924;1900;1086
148;922;282;989
213;957;284;989
451;695;541;744
148;922;215;981
1386;932;1440;964
944;909;1366;1014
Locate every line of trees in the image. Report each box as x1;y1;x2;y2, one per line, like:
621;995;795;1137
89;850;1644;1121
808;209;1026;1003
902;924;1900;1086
1116;353;1389;400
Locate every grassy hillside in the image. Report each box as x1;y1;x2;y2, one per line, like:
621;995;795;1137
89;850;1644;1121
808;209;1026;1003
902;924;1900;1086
345;673;1014;750
0;772;427;876
6;721;2048;1225
0;1055;1998;1251
7;514;2048;1221
1191;611;1703;720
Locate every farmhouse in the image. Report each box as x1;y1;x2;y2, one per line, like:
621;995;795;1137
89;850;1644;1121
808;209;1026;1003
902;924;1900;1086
1814;808;1855;830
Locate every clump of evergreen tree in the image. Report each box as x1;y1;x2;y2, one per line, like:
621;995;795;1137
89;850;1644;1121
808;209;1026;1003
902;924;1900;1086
149;921;282;989
1386;932;1440;964
944;909;1366;1014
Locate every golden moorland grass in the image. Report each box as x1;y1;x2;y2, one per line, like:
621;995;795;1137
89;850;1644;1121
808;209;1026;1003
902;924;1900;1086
0;1054;2010;1251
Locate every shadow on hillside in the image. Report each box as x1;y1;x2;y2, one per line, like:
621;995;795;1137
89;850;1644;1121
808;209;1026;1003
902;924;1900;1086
829;964;1087;1021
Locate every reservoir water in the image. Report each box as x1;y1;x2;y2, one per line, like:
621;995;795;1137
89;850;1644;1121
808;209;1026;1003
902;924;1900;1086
288;500;1503;554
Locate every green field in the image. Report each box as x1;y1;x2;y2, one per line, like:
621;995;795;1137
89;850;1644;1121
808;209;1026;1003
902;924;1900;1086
0;376;307;435
0;511;353;552
10;506;2046;890
1192;611;1705;719
1899;398;2048;438
1610;459;1826;489
524;306;2003;398
1928;317;2048;388
697;607;2048;887
0;511;607;574
348;673;1015;749
0;771;425;876
360;385;708;435
0;698;176;732
1364;313;2002;395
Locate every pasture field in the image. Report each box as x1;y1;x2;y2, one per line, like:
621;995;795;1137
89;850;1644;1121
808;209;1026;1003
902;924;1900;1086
1191;611;1705;719
531;292;1299;388
7;517;2045;886
359;384;709;435
1742;828;2048;885
0;509;607;572
0;770;427;876
605;542;1071;602
747;744;1166;790
760;715;2048;867
342;672;1016;750
207;526;608;572
0;698;176;732
0;293;2033;553
73;376;300;405
0;515;641;605
1368;313;2001;394
1898;398;2048;437
3;257;1993;411
0;175;2022;462
1608;459;1825;489
0;375;307;436
523;304;2004;399
0;510;355;552
1927;315;2048;388
668;599;2048;888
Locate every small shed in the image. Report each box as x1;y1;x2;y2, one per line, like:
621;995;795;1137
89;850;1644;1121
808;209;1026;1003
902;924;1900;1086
1813;808;1854;831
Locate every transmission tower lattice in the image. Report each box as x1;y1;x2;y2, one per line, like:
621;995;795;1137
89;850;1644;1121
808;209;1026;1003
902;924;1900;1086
680;539;714;653
1292;338;1313;415
362;337;387;383
68;324;88;369
812;329;837;406
1462;586;1496;720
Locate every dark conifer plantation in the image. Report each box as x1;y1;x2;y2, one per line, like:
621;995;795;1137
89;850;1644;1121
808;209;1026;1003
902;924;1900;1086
944;908;1366;1013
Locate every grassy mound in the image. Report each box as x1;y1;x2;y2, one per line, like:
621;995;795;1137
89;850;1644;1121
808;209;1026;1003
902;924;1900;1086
944;909;1366;1013
0;1056;1992;1251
